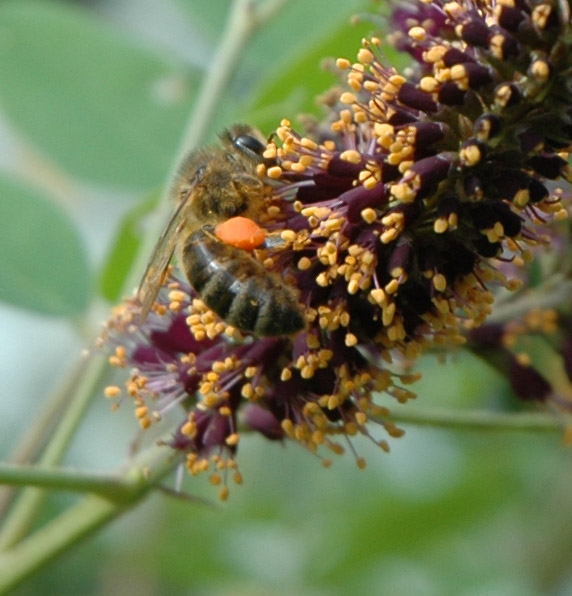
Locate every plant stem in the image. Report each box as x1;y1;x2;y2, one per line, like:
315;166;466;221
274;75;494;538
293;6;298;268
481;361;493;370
0;464;143;498
0;353;92;519
0;351;108;550
0;442;175;595
388;406;563;433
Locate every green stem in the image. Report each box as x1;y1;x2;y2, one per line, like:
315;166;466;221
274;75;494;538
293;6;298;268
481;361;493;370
0;353;91;519
388;406;563;433
0;352;108;550
0;464;143;499
0;442;176;595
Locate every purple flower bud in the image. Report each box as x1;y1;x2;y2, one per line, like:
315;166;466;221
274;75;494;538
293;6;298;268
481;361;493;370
458;14;491;47
398;82;438;113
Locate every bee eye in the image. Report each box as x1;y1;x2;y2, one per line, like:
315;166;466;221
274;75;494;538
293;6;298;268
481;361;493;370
233;134;265;160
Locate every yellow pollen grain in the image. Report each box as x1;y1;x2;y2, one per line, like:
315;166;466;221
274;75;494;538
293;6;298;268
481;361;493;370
380;228;399;244
532;3;552;29
336;57;351;69
241;383;254;399
460;144;481;167
419;76;439;93
209;473;222;486
389;74;406;86
139;417;151;430
433;273;447;292
168;290;186;303
338;109;353;124
408;26;426;40
495;84;513;107
345;333;358;347
301;365;315;379
135;405;148;419
181;421;196;436
307;334;321;349
199;382;213;396
347;279;359;295
340;92;357;104
301;137;318;150
340;149;362;164
357;47;375;64
225;433;240;447
210;361;226;374
424;45;447;62
327;395;341;410
187;313;201;326
289;162;307;173
370;288;386;305
530;59;550;82
434;218;448;233
382;303;396;326
302;206;331;220
263;145;277;159
104;385;121;399
297;256;312;270
390;182;416;203
347;78;362;92
279;231;297;245
514;189;529;207
280;368;292;382
362;177;378;191
266;166;282;179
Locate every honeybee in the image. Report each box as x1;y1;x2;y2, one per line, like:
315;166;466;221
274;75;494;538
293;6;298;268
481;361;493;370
137;124;305;336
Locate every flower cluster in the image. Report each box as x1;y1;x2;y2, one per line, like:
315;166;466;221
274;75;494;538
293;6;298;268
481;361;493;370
102;0;572;497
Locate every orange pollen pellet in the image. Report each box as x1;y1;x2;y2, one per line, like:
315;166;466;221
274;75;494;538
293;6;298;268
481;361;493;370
215;216;266;250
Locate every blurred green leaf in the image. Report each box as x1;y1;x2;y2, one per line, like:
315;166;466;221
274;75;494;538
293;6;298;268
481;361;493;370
172;0;230;43
99;192;160;302
0;1;200;190
0;176;91;315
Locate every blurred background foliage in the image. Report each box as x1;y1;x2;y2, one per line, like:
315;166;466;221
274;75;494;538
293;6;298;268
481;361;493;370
0;0;571;594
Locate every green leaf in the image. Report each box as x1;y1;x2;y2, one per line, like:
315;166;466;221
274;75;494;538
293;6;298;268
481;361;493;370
0;1;200;190
99;192;160;302
0;176;91;315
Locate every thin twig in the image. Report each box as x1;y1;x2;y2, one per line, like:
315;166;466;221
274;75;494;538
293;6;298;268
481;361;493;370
387;407;564;433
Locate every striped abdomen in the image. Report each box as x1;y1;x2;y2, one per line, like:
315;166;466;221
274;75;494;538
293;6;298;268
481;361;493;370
181;228;304;336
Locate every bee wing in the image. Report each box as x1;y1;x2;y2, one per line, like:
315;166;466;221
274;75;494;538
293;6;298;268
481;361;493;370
137;197;189;323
